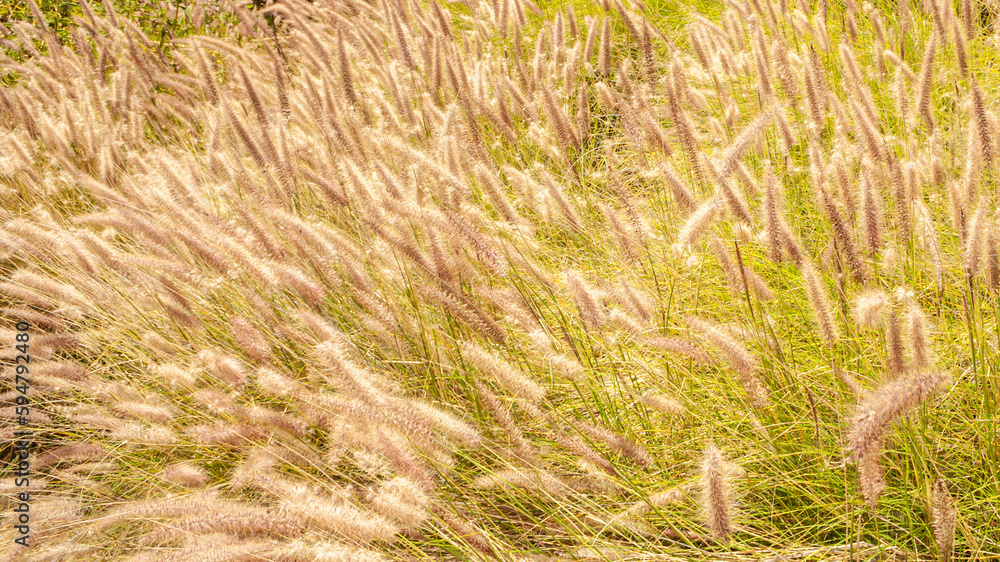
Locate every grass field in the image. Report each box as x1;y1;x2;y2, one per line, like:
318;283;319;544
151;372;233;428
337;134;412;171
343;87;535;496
1;0;999;559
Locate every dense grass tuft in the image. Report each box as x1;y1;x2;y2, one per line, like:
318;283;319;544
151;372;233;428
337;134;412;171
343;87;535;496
1;0;999;559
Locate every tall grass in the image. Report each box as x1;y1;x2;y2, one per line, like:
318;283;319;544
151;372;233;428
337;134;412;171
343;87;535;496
0;0;998;559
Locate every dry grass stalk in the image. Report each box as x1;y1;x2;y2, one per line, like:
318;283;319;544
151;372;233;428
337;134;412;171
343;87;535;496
700;443;736;542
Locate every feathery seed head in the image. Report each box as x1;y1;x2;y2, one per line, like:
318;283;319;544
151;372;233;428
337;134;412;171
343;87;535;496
700;442;737;541
853;290;889;329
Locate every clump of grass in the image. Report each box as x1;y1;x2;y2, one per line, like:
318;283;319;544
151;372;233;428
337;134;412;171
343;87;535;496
0;0;997;558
